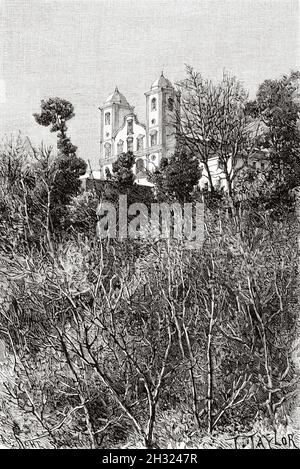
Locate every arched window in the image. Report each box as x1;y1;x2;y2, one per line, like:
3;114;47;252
104;142;111;159
168;97;174;111
127;118;133;135
117;139;124;155
137;135;144;151
151;118;156;125
127;137;133;152
151;97;157;111
136;159;145;173
150;130;157;147
105;112;111;125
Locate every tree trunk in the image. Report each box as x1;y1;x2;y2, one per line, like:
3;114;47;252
145;399;156;449
203;161;215;193
206;295;215;433
182;323;202;428
248;278;274;421
81;396;97;449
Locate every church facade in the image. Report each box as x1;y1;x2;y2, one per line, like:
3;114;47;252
95;73;268;191
99;73;180;183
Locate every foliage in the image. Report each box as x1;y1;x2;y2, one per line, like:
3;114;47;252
33;97;77;156
242;71;300;214
67;190;99;235
177;65;253;196
0;207;297;448
103;151;154;208
33;97;87;229
106;151;135;190
149;147;201;203
0;71;299;449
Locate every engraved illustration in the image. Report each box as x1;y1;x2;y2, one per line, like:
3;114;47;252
0;0;299;451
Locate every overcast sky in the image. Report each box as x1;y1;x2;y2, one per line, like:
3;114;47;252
0;0;299;168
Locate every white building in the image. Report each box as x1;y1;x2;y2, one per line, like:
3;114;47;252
98;73;180;184
80;73;269;191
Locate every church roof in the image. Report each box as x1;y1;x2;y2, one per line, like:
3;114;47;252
151;72;173;90
104;86;131;106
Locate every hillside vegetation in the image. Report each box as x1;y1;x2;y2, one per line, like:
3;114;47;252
0;69;299;449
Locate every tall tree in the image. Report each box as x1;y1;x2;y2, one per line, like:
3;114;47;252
149;147;202;203
33;97;77;156
105;151;135;190
104;151;154;207
245;71;300;209
33;98;87;230
177;66;253;197
33;97;86;183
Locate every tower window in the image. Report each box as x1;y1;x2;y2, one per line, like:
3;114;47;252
151;119;156;125
168;97;174;111
127;118;133;135
151;97;157;111
137;135;144;151
104;142;111;159
136;159;145;173
105;112;111;125
127;137;133;152
150;131;157;147
117;139;124;155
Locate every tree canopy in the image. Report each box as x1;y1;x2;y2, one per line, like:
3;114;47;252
33;97;87;231
149;147;202;203
242;71;300;214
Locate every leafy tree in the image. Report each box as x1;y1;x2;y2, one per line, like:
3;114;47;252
244;71;300;213
149;147;201;203
33;97;87;230
104;151;154;208
33;97;76;156
105;151;135;191
33;97;86;183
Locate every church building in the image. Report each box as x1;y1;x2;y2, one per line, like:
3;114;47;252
85;72;268;192
99;73;180;184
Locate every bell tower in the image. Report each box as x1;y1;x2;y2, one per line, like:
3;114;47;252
145;72;179;168
99;87;133;162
